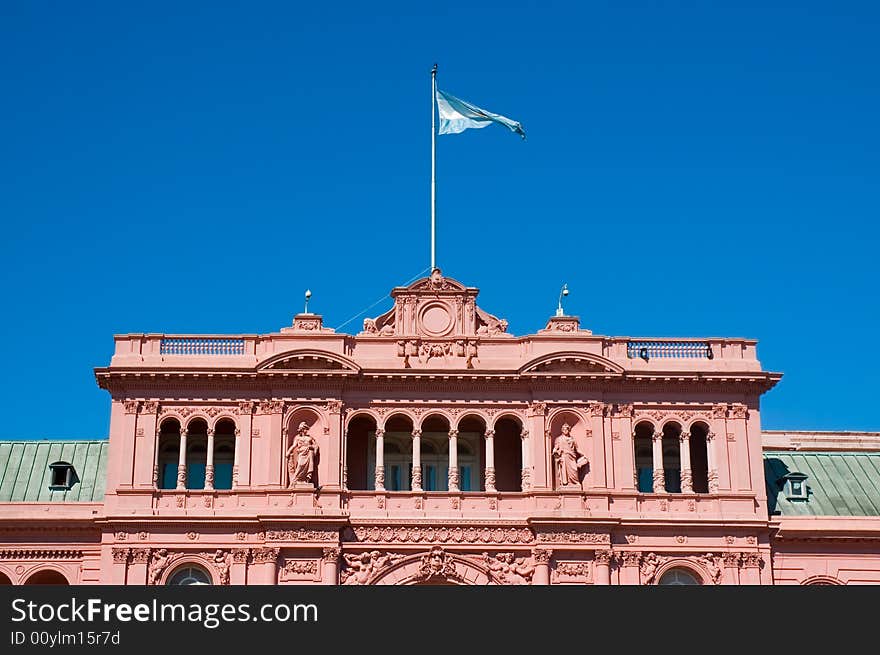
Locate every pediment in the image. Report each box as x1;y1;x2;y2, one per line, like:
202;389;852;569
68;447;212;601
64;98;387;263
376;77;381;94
258;350;360;374
519;352;624;376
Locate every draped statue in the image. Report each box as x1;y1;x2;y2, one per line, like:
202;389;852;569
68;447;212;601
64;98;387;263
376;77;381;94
552;423;588;488
286;422;319;487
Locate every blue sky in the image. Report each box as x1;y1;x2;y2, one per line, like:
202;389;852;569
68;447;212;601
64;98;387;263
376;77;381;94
1;1;877;438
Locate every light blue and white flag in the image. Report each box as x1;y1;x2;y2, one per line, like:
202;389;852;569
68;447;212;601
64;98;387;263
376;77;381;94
436;89;526;139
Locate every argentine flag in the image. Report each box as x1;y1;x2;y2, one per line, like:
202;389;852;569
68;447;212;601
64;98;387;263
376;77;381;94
436;89;526;139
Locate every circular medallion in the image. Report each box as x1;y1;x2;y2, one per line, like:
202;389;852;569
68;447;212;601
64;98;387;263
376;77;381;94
420;303;453;336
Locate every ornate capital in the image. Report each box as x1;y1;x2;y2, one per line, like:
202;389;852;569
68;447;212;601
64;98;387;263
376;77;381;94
130;548;150;564
375;428;385;438
112;547;130;564
411;429;422;439
593;549;614;565
528;401;546;417
652;430;663;442
123;400;139;415
448;429;459;439
484;429;495;439
325;400;343;414
322;547;341;563
679;431;690;442
520;428;529;441
531;548;552;565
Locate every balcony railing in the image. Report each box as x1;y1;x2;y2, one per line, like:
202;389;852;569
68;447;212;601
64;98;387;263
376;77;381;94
160;338;246;356
627;340;713;360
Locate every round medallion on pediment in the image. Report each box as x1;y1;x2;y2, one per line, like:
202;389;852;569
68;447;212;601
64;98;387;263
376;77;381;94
420;303;454;337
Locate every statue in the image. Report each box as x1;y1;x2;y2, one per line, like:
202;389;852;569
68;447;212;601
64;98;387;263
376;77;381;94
286;422;319;487
212;549;232;585
552;423;588;488
483;552;535;585
148;548;172;585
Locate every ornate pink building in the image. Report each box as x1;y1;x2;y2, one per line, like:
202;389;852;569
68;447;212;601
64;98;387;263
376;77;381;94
1;269;879;585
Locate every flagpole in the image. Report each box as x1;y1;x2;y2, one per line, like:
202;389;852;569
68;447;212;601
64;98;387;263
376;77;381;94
431;63;437;271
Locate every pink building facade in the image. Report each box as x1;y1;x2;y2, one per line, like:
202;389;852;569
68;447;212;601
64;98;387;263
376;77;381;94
1;269;878;585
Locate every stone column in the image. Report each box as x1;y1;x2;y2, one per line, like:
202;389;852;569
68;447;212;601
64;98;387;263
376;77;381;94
322;548;340;585
448;429;459;492
532;548;551;585
594;550;612;585
231;550;248;585
177;428;188;490
521;428;531;491
651;430;664;492
706;430;719;492
112;548;130;584
619;552;641;585
722;552;741;585
484;429;496;492
263;548;279;585
679;431;692;493
740;553;763;585
232;427;241;488
411;429;422;491
205;428;215;490
374;428;385;491
129;549;150;585
153;426;161;488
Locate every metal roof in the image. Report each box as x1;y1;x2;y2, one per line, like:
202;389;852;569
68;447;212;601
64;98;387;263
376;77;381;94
0;440;108;502
764;451;880;517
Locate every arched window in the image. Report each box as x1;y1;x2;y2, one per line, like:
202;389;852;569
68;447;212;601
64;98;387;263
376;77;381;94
213;418;236;490
689;422;710;493
186;419;209;489
167;566;212;586
493;417;523;492
658;568;702;585
24;570;69;585
157;419;181;490
662;423;682;493
346;415;376;490
633;422;654;492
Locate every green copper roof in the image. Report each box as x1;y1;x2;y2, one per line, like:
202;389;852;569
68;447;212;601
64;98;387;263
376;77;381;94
0;440;108;502
764;451;880;517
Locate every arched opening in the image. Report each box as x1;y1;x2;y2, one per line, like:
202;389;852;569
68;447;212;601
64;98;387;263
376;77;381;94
662;422;682;494
372;414;414;491
689;422;710;494
493;416;523;492
24;570;69;585
346;415;375;491
186;418;209;490
0;571;12;585
420;414;451;491
167;565;212;586
213;418;236;490
657;568;702;585
157;418;181;490
633;421;654;493
458;415;487;491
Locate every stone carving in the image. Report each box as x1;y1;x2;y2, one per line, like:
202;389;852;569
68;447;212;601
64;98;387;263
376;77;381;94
281;559;319;579
341;551;403;585
620;552;641;567
528;402;547;416
322;547;340;563
112;547;130;563
348;525;534;545
625;534;638;544
553;561;591;582
594;549;614;565
712;404;728;419
708;470;719;492
213;550;232;585
265;529;338;542
250;547;280;564
741;553;764;568
235;532;247;541
130;548;150;564
484;467;496;491
613;403;634;418
236;401;254;415
124;401;139;414
186;531;198;541
699;553;723;585
552;423;588;488
729;404;749;419
483;552;535;584
286;422;319;487
536;530;610;544
325;400;343;414
640;553;665;584
363;318;378;333
722;552;741;567
415;546;458;583
257;400;284;415
531;548;552;565
148;549;174;585
652;469;665;493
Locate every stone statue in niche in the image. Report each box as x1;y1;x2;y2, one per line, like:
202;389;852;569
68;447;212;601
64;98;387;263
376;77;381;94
286;422;319;487
552;423;588;488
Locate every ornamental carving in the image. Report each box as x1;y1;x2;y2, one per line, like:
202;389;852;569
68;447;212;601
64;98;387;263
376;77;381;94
148;549;177;585
640;553;666;584
265;529;338;542
112;548;130;563
325;400;343;414
483;552;535;585
625;535;638;544
341;551;403;585
232;550;250;564
140;401;158;414
414;546;460;583
236;401;254;415
722;552;741;567
699;553;723;585
115;532;127;541
130;548;150;564
528;402;547;416
613;403;634;418
250;547;280;564
712;404;728;419
212;550;232;585
531;548;552;565
593;549;614;565
280;559;319;580
347;525;534;545
138;531;149;540
256;400;284;415
589;402;606;417
322;548;340;563
553;561;591;582
536;530;610;545
741;553;764;568
620;552;641;567
124;401;139;414
186;532;198;541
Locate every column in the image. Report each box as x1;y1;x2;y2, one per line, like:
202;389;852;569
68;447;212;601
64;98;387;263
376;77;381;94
153;426;161;488
374;428;385;491
232;428;241;488
448;429;459;492
176;428;188;490
619;552;641;585
594;550;612;585
521;428;531;491
532;548;551;585
679;431;692;493
706;431;719;492
740;553;762;585
205;428;215;490
411;429;423;491
322;548;340;585
651;430;664;492
484;429;496;492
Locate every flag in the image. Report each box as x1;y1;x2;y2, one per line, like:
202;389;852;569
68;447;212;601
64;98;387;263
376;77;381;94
436;89;526;139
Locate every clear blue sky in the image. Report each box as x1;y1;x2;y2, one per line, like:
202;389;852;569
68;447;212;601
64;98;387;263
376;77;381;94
1;1;877;438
